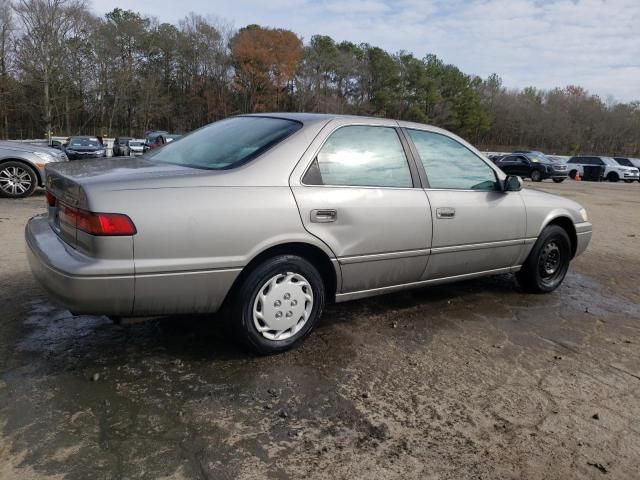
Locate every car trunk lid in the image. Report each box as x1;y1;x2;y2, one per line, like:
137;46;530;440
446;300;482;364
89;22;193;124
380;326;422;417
44;157;202;249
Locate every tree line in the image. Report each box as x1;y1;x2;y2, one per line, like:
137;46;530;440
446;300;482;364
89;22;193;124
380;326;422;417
1;0;639;156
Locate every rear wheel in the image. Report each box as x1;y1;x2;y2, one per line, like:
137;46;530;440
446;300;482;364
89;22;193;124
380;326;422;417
552;178;565;183
226;255;325;354
606;172;619;182
0;161;38;198
530;170;542;182
516;225;571;293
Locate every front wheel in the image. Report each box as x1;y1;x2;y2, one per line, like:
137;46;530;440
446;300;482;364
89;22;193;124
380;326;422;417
552;178;565;183
226;255;325;354
0;161;38;198
516;225;571;293
607;172;619;182
530;170;543;182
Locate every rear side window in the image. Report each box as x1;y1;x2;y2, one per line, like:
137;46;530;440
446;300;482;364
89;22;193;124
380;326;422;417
303;126;412;188
149;117;302;170
407;129;498;190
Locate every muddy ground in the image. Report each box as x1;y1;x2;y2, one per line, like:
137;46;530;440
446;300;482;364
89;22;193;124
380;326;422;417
1;180;639;479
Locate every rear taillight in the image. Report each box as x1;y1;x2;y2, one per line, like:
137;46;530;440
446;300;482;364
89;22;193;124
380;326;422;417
46;191;56;207
58;202;136;236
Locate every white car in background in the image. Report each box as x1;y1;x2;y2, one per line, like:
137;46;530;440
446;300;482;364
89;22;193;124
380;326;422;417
127;139;145;156
614;157;640;182
566;156;640;182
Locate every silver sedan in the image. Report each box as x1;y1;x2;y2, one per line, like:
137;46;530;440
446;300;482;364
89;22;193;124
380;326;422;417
0;141;68;198
26;114;592;354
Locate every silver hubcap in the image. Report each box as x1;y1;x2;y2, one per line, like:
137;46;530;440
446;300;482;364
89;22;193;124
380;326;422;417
253;272;313;341
0;166;32;196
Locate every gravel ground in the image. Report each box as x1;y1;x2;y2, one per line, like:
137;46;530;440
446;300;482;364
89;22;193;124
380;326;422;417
1;180;639;479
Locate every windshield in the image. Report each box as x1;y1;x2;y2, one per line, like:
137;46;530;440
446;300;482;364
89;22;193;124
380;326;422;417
148;117;302;170
68;138;101;147
602;157;618;166
615;158;632;167
129;141;143;147
526;151;552;164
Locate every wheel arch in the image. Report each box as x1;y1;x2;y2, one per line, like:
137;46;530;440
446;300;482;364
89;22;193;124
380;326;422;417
544;215;577;258
226;241;341;305
0;157;43;186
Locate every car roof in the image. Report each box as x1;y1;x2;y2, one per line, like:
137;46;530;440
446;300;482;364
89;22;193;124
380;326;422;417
245;112;441;129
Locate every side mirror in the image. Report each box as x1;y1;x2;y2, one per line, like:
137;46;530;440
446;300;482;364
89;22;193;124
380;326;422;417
503;175;522;192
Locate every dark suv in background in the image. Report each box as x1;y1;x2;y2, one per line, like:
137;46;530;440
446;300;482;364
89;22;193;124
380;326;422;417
494;150;568;182
64;136;106;160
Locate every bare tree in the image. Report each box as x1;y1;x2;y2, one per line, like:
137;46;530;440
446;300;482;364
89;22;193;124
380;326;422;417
13;0;87;139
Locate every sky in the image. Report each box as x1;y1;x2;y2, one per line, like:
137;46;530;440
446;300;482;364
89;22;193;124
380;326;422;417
94;0;640;102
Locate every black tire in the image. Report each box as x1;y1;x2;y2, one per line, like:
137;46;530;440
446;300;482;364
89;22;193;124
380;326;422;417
569;170;577;179
606;172;619;182
516;225;571;293
0;161;38;199
530;170;543;182
226;254;325;355
552;178;565;183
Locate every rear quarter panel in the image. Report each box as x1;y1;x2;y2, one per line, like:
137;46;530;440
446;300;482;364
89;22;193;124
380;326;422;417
87;186;335;315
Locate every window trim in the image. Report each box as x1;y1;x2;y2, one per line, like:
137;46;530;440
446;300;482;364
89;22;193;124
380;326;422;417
300;124;421;189
402;127;502;192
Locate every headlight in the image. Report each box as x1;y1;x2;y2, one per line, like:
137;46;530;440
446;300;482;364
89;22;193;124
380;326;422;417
579;208;588;222
95;149;105;155
33;151;54;163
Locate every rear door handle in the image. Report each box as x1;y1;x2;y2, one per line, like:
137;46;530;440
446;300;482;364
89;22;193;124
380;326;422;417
436;207;456;219
311;209;337;223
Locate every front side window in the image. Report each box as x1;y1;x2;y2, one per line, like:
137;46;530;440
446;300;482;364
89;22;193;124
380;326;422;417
407;129;498;190
149;116;302;170
303;125;412;188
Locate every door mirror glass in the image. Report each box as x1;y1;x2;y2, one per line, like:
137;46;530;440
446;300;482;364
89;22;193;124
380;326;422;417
504;175;522;192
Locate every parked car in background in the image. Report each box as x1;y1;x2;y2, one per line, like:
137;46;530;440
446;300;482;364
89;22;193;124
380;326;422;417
27;113;592;354
127;139;145;156
64;136;107;160
613;157;640;182
567;156;640;182
143;131;182;153
0;141;67;198
112;137;133;157
494;150;568;182
49;139;65;150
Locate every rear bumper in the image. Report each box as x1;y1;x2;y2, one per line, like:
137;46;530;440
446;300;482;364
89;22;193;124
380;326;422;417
26;214;241;317
26;215;135;316
574;221;592;258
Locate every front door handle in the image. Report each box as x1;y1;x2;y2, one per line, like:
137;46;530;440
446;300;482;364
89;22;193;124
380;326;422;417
311;209;337;223
436;207;456;219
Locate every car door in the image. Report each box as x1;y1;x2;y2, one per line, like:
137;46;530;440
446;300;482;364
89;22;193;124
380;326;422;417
403;128;526;280
290;120;432;293
497;155;518;175
515;155;532;176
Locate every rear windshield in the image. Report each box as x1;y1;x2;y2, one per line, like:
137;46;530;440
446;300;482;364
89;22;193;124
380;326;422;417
129;141;143;147
69;137;101;147
148;117;302;170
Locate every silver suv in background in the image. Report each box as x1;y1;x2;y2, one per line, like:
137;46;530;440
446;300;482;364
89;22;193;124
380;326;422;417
0;141;68;198
567;156;640;182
